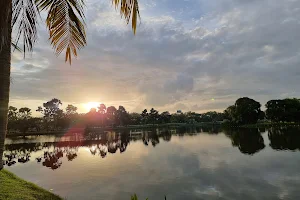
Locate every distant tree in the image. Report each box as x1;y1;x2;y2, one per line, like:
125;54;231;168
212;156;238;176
226;97;262;125
160;111;171;124
98;104;107;127
199;111;224;122
7;106;18;133
141;109;148;124
116;106;130;126
106;106;117;127
18;107;32;119
86;108;98;127
16;107;32;136
66;105;78;116
149;108;159;125
224;105;237;122
98;104;106;114
266;98;300;122
170;113;187;123
129;113;142;125
37;98;63;131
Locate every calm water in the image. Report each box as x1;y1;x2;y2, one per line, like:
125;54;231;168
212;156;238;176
3;127;300;200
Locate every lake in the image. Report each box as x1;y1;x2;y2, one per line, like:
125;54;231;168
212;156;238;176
3;126;300;200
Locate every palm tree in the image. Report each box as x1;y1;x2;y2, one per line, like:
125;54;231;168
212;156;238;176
0;0;140;170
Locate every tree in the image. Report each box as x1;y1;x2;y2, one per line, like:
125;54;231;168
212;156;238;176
0;0;140;170
98;103;106;127
129;113;142;125
106;106;117;127
149;108;159;125
225;97;262;125
160;111;171;124
36;98;63;131
141;109;148;124
266;98;300;122
16;107;32;136
7;106;18;134
116;106;129;126
224;105;237;122
66;104;78;116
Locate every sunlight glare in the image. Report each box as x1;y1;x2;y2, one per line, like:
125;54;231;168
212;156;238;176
84;102;100;112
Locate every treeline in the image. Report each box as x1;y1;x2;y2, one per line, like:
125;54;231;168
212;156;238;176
7;98;225;135
224;97;300;125
7;97;300;135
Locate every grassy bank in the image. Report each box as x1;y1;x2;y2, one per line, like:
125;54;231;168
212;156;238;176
0;169;62;200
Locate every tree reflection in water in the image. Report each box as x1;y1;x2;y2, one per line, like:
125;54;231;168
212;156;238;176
268;127;300;151
9;126;299;170
3;127;222;169
224;128;265;155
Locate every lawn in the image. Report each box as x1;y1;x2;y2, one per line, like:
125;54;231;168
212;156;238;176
0;169;62;200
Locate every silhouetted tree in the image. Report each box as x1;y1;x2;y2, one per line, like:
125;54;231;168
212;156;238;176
160;111;171;124
37;98;63;131
98;103;107;127
107;106;117;127
141;109;148;124
7;106;18;134
116;106;130;126
129;113;142;125
149;108;159;125
266;98;300;122
225;97;263;124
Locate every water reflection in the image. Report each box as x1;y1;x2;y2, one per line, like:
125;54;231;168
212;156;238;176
4;126;300;170
268;127;300;151
224;128;265;155
3;127;221;169
4;126;300;200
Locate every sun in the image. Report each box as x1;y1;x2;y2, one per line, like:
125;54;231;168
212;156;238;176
84;102;100;112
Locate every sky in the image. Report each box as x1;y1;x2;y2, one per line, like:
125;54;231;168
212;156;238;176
10;0;300;115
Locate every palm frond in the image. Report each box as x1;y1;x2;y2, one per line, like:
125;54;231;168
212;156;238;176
35;0;87;64
112;0;141;34
12;0;39;57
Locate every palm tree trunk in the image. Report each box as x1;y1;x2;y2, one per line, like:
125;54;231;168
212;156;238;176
0;0;12;170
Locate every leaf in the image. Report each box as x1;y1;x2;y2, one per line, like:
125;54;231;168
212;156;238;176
12;0;39;56
112;0;141;34
35;0;87;64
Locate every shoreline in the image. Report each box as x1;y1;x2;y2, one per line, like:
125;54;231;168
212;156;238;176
6;122;300;138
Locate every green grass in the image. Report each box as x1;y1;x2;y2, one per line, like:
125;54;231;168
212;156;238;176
0;169;62;200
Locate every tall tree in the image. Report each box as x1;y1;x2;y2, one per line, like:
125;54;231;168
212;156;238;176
106;106;117;127
141;109;148;124
36;98;63;131
16;107;32;136
116;106;129;126
98;103;106;127
0;0;140;170
7;106;18;134
149;108;159;125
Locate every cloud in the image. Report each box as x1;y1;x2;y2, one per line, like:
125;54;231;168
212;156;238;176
10;0;300;114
